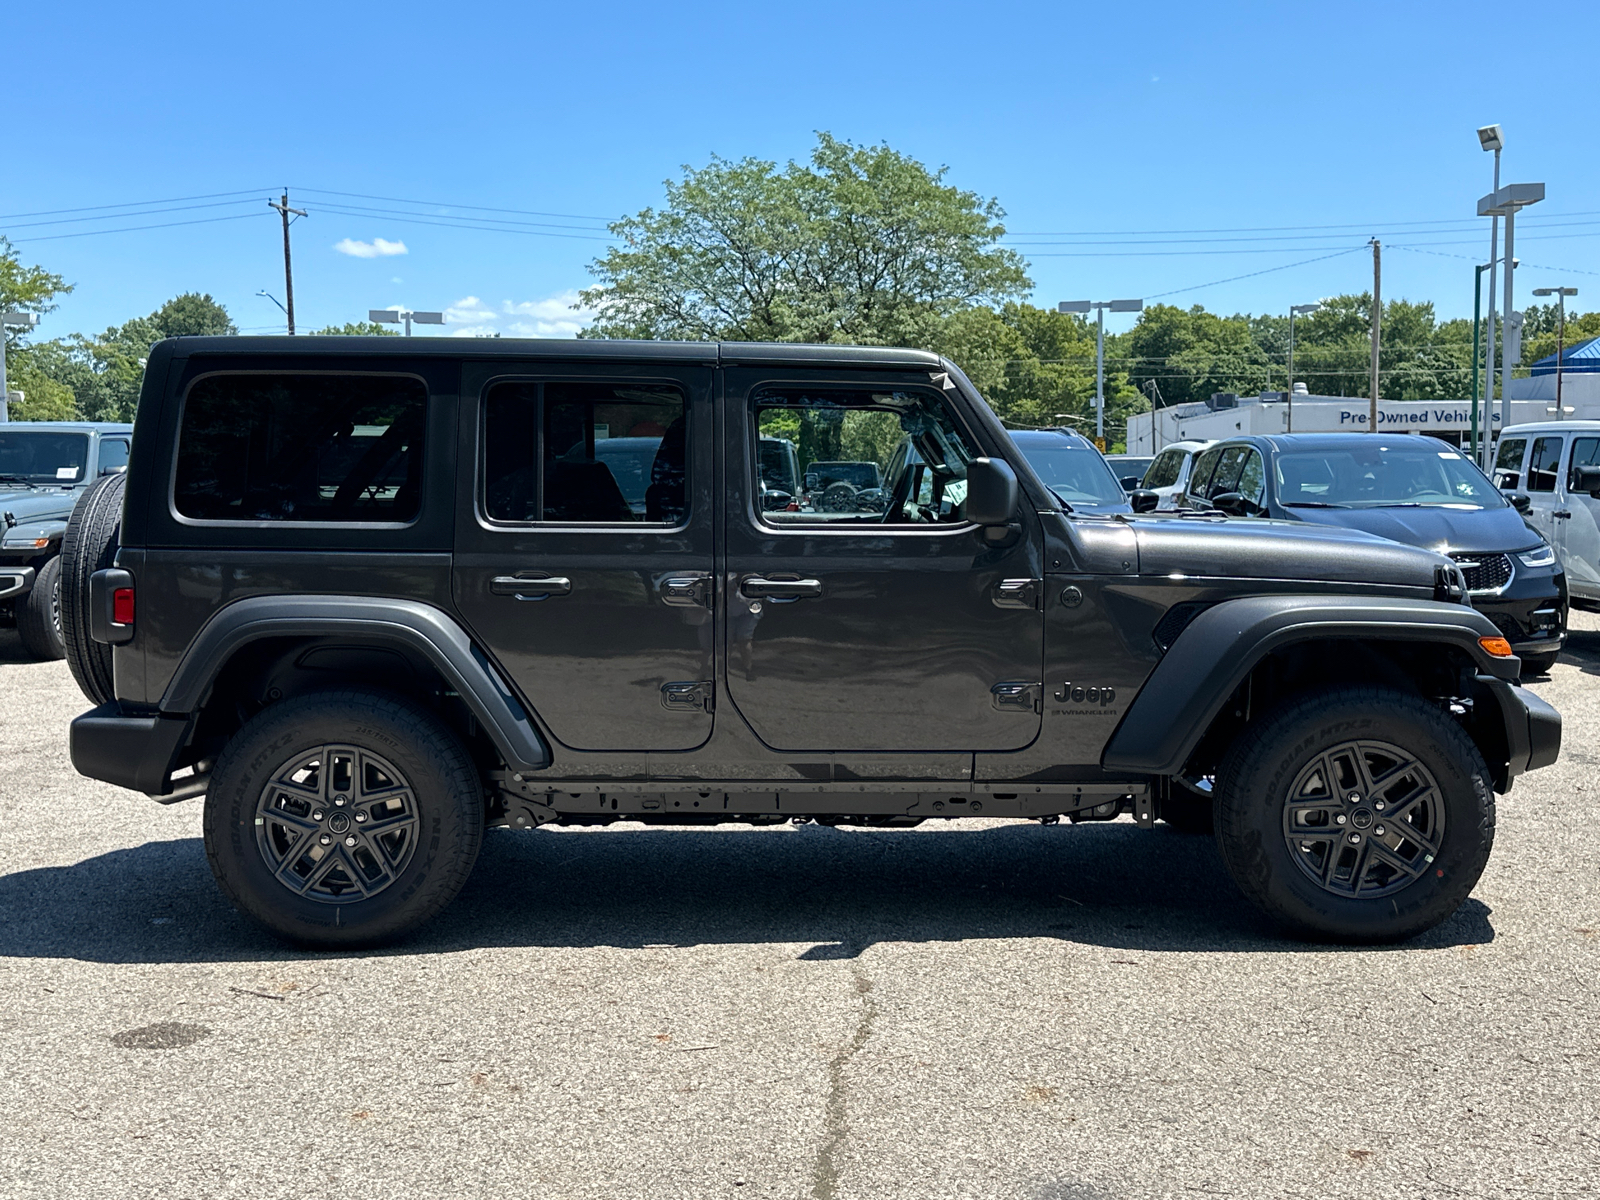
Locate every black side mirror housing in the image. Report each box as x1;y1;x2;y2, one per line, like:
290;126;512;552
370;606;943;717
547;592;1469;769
964;457;1019;525
1571;465;1600;497
1506;491;1532;514
1128;489;1159;513
1210;491;1262;517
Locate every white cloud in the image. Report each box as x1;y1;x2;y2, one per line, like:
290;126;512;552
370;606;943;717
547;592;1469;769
445;290;594;339
334;237;409;259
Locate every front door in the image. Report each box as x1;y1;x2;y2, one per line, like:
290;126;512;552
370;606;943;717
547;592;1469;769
1523;433;1566;547
721;368;1044;753
453;361;717;752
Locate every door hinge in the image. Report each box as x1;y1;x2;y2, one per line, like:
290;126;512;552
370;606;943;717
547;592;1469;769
661;680;714;713
991;681;1042;714
994;578;1042;610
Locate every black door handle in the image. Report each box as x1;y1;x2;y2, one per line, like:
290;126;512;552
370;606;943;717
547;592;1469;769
1554;510;1573;519
660;575;711;608
740;575;823;600
490;575;572;600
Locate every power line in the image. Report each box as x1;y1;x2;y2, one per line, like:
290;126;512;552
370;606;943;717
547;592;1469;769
3;197;263;231
310;203;616;242
291;187;614;224
1141;247;1369;299
11;212;266;243
1003;209;1600;238
0;188;275;221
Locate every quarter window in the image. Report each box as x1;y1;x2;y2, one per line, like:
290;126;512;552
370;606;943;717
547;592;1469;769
483;380;687;524
752;387;976;526
175;374;426;523
1527;437;1564;493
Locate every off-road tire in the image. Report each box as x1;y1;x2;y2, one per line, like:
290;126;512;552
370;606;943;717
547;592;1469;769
59;472;126;703
1519;650;1559;678
204;689;485;948
1214;686;1494;944
16;553;64;660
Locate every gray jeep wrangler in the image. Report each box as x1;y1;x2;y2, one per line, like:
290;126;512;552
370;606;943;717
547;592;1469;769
62;338;1559;948
0;422;132;660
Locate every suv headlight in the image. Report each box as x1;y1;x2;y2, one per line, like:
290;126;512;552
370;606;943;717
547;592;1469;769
1518;544;1557;568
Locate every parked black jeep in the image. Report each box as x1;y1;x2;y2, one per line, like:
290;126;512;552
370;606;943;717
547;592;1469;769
65;338;1560;948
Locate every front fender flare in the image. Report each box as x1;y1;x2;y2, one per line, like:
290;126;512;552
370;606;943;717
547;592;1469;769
1101;595;1516;776
161;594;551;773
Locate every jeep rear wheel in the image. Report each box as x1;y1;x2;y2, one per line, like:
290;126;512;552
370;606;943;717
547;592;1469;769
1214;686;1494;943
204;689;485;948
16;553;64;660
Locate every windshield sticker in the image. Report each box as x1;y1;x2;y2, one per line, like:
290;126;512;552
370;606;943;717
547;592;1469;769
56;467;80;479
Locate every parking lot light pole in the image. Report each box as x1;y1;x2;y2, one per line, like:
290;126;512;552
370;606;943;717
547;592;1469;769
0;312;41;422
1287;303;1320;433
1476;126;1504;471
1533;286;1578;412
1479;182;1545;441
1058;298;1143;446
369;308;446;337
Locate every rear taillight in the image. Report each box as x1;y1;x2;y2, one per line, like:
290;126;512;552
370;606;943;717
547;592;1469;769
112;587;135;626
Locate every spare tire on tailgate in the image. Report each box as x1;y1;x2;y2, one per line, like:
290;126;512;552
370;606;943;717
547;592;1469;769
60;472;126;706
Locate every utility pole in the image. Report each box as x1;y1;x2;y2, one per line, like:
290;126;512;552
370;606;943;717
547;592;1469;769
1533;286;1578;413
267;190;308;335
1368;239;1381;433
1479;129;1502;471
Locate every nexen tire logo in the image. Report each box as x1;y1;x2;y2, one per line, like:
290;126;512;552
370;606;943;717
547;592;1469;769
1052;683;1116;706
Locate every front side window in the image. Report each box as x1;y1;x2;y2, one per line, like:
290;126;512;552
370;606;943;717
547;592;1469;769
483;380;686;524
1186;448;1222;498
1206;446;1249;499
1570;437;1600;490
753;386;976;525
0;430;89;486
98;438;129;474
1493;438;1526;489
1237;449;1266;506
175;374;426;523
1527;437;1564;493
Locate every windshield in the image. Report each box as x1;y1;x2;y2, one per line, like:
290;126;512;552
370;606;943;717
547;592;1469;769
807;461;881;489
1016;441;1127;506
0;430;90;485
1275;443;1505;509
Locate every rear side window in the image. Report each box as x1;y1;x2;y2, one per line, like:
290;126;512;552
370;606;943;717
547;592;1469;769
175;374;425;523
1527;436;1564;493
483;380;687;524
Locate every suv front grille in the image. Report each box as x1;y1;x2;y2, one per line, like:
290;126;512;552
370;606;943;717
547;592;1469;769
1450;551;1513;594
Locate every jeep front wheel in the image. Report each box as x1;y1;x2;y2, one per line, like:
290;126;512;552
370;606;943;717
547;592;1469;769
203;689;485;947
1214;686;1493;943
16;554;65;661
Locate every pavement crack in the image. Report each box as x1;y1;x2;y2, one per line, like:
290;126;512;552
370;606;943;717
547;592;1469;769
810;963;876;1200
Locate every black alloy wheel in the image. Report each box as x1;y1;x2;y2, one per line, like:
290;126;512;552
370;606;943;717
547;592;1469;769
205;689;485;947
16;554;65;661
1215;686;1494;943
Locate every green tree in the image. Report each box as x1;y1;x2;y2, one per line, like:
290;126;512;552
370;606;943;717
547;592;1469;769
1;237;78;420
1520;304;1600;370
580;132;1031;348
313;321;400;336
1119;304;1271;408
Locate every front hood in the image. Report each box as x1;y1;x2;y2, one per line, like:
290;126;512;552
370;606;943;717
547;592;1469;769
1285;504;1539;554
0;488;76;525
1130;516;1446;589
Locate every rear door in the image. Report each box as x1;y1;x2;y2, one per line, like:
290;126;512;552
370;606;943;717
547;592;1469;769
1523;434;1565;545
721;367;1044;754
452;360;717;752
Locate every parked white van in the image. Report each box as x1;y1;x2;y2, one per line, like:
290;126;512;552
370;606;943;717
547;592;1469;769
1138;440;1215;511
1493;421;1600;611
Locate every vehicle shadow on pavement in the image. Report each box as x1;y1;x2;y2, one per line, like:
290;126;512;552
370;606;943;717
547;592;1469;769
1561;624;1600;679
0;822;1494;964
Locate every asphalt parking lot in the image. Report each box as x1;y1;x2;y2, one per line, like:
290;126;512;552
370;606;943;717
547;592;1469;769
1;622;1597;1200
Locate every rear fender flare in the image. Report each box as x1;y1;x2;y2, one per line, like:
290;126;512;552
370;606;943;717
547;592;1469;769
1101;595;1516;776
162;594;551;773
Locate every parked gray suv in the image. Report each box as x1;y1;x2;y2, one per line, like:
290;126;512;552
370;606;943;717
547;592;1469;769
0;422;133;659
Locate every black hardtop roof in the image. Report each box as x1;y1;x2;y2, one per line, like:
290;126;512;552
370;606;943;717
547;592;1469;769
159;335;946;370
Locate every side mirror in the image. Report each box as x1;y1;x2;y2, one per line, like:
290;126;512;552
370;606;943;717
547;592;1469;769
1571;465;1600;497
761;490;792;512
1128;489;1159;513
1119;475;1142;492
99;465;128;477
1210;491;1262;517
1506;491;1532;514
964;457;1019;525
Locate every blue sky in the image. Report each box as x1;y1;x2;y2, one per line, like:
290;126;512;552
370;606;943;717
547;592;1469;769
8;0;1598;343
